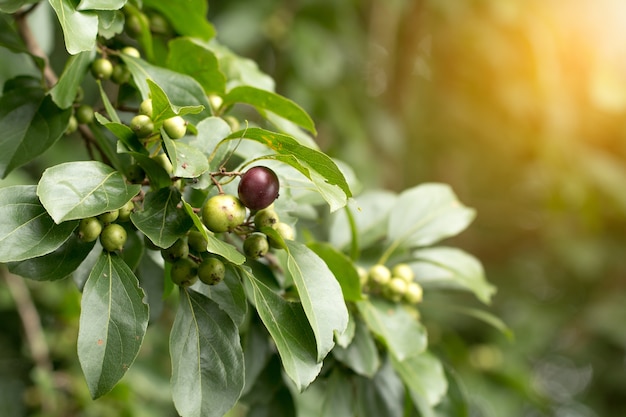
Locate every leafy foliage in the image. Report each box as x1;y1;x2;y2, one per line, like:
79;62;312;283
0;2;497;416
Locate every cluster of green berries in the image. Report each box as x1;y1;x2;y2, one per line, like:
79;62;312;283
77;200;135;252
130;98;187;141
360;263;423;305
146;230;226;288
200;166;294;260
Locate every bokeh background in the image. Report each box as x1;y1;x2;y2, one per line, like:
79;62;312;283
2;1;626;416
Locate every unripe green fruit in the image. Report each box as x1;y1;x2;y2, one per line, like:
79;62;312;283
198;257;225;285
100;224;127;252
121;46;141;58
65;115;78;135
392;263;414;283
138;98;153;118
111;64;131;84
130;114;154;138
91;58;113;80
98;210;119;224
75;104;94;124
161;238;189;263
356;266;368;287
125;13;148;37
170;258;198;287
149;13;171;35
243;232;269;259
268;222;295;249
368;264;391;286
404;282;423;304
201;194;246;233
162;116;186;139
74;86;84;104
78;217;102;242
187;230;208;253
385;277;408;302
151;153;173;174
254;208;279;229
118;200;135;222
125;163;145;183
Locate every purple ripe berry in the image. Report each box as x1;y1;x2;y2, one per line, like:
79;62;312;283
237;166;280;210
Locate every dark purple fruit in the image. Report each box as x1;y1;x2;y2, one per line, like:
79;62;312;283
237;166;279;210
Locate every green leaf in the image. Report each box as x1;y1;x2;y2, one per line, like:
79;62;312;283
223;128;351;211
170;288;244;417
167;37;226;95
77;0;126;10
333;317;380;377
95;113;145;153
285;240;349;361
191;117;232;171
77;252;149;398
0;0;38;13
162;134;209;178
130;187;193;249
412;247;496;304
241;266;322;391
8;233;95;281
0;81;71;178
95;9;124;38
391;351;448;408
357;298;427;361
355;358;405;417
181;200;245;265
387;183;476;249
321;370;355;417
307;242;362;301
50;51;93;109
142;0;215;40
223;86;316;135
121;55;212;124
48;0;98;55
146;79;205;123
0;185;78;263
36;161;141;223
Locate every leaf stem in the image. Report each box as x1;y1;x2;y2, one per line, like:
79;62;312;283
344;205;359;261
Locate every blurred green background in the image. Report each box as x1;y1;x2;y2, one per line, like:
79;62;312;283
2;0;626;416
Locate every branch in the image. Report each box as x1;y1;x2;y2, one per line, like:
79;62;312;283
14;12;58;88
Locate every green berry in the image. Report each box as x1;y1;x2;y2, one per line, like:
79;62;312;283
65;115;78;135
125;163;145;183
138;98;152;118
118;200;135;222
151;153;173;174
162;116;186;139
368;264;391;287
187;230;208;253
170;258;198;287
268;222;295;249
161;238;189;263
404;282;423;304
243;232;269;259
78;217;102;242
100;224;127;252
91;58;113;80
201;194;247;233
130;114;154;138
198;257;225;285
254;207;279;229
111;64;131;84
98;210;119;224
385;277;408;302
125;13;148;37
356;266;368;287
75;104;94;125
121;46;141;58
392;263;414;283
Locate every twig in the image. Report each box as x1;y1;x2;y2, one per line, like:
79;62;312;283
14;12;57;88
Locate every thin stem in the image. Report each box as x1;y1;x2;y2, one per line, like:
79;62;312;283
344;205;360;261
14;12;57;88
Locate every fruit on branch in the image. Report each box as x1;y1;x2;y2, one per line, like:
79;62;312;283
98;210;120;224
91;58;113;80
151;153;173;174
391;263;414;283
201;194;247;233
100;224;127;252
198;257;225;285
405;282;424;304
118;200;135;222
170;258;199;287
138;99;153;118
254;207;279;229
384;277;408;302
121;46;141;58
268;222;295;248
125;163;146;183
162;116;186;139
130;114;154;138
243;232;269;259
187;230;208;253
161;238;189;263
78;217;103;242
238;166;280;210
368;264;391;287
111;64;131;85
65;115;78;135
75;104;94;125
